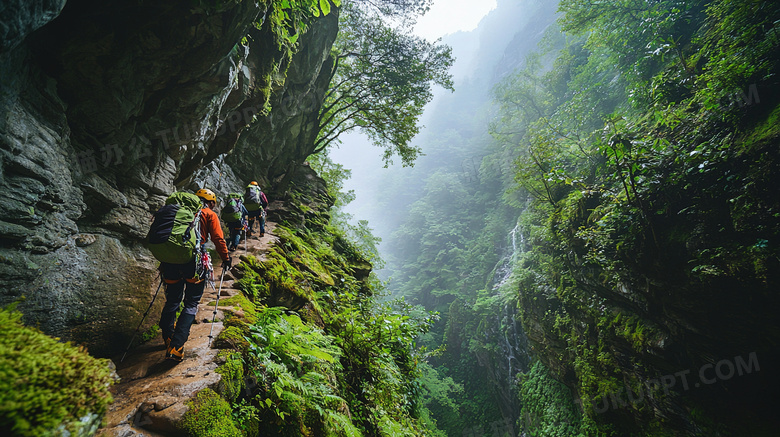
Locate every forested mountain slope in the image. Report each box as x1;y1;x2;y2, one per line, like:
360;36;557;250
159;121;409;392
362;0;562;433
365;0;780;435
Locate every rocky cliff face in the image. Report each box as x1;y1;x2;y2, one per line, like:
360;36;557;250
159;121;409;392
0;0;338;356
225;10;337;190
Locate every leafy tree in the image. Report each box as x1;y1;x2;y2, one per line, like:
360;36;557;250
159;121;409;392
491;39;605;206
314;1;453;166
269;0;343;44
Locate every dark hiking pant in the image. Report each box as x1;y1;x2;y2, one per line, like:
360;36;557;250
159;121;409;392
247;208;265;234
159;261;206;349
227;221;242;249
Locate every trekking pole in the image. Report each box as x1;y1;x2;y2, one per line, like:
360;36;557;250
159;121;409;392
120;278;164;363
207;266;228;347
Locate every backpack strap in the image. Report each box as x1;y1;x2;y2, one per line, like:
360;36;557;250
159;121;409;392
183;209;202;247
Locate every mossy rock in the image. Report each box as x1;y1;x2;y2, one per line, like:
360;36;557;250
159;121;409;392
274;226;335;286
208;294;257;325
214;325;250;351
0;305;114;436
260;250;316;309
215;353;245;402
235;254;265;276
348;259;372;281
178;388;242;437
740;103;780;149
293;251;335;286
238;252;311;304
235;268;270;303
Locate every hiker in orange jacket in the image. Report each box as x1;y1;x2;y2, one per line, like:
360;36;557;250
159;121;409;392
159;188;231;361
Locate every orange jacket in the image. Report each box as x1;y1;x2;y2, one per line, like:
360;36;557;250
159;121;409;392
200;206;229;261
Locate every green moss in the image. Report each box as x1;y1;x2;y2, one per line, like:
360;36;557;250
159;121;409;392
0;305;114;436
208;293;257;325
214;325;250;351
234;256;270;302
263;248;315;301
740;103;780;149
179;388;242;437
215;353;245;402
275;226;336;286
234;223;364;315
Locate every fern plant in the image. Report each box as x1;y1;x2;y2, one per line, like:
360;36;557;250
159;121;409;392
247;307;361;437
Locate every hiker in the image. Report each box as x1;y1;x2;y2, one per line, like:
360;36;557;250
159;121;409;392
244;181;269;237
157;188;231;361
222;192;249;252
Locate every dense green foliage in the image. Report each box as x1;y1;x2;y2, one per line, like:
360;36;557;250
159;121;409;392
495;1;780;434
247;307;358;436
0;305;114;436
359;4;565;434
364;0;780;435
518;361;596;436
265;0;342;47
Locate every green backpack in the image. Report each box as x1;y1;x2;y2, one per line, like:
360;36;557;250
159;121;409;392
146;192;203;264
220;193;243;223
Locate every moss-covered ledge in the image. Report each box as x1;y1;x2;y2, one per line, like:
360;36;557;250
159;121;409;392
0;304;115;436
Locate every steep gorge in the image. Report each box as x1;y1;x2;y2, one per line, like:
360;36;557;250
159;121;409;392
5;1;780;436
348;0;780;435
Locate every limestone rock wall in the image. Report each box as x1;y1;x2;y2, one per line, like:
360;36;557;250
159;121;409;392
0;0;339;356
224;9;338;191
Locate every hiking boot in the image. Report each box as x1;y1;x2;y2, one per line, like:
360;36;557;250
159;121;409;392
260;232;265;237
165;345;184;362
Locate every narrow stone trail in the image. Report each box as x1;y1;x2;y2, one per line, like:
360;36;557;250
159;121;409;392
97;220;280;437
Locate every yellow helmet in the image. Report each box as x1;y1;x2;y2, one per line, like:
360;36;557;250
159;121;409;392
249;181;258;186
196;188;216;202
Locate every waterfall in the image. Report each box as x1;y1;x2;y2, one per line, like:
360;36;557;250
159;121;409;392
501;299;530;383
490;222;530;378
478;221;533;433
491;223;520;292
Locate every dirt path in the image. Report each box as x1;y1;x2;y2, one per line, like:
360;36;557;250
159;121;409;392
97;221;279;437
